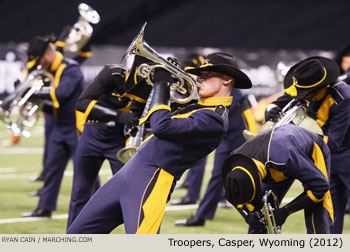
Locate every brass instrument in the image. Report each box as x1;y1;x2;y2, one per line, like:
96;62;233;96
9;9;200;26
116;89;154;163
116;123;147;164
121;22;200;104
243;99;310;140
0;69;53;137
260;190;281;234
274;99;308;128
64;3;100;53
338;71;350;82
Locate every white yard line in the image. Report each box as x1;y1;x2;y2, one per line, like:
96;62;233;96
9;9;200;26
0;168;16;173
0;198;294;224
0;147;43;154
0;169;112;180
0;205;200;224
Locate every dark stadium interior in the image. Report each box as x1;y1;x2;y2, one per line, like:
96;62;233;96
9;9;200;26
1;0;349;50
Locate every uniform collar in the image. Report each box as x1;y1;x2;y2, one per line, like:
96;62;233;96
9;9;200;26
198;96;233;106
50;51;63;72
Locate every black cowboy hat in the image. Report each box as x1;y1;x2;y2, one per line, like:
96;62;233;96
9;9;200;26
26;35;56;70
183;53;205;68
185;52;252;89
221;153;263;211
284;56;339;100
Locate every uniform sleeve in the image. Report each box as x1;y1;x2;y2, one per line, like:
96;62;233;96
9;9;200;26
272;92;293;108
76;65;124;112
53;64;84;102
149;108;226;142
327;99;350;152
286;147;330;200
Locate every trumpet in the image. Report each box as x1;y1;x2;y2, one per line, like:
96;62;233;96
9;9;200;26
0;69;53;137
121;22;199;104
64;3;100;53
260;190;281;234
237;190;281;234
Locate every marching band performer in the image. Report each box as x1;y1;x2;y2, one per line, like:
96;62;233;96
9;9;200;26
22;35;85;218
67;52;252;234
29;33;93;185
222;124;333;233
264;56;350;233
174;87;257;226
67;61;140;228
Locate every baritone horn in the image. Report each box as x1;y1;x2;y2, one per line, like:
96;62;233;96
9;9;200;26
64;3;100;53
0;69;53;137
121;22;199;104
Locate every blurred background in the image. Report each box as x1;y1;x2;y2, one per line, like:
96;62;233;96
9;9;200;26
2;0;350;102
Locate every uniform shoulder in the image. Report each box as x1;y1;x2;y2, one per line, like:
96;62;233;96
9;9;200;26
214;105;227;117
105;64;128;77
330;82;350;102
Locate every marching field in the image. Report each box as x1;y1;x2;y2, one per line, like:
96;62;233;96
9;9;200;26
0;118;349;234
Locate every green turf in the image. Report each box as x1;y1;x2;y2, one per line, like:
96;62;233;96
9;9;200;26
0;118;349;234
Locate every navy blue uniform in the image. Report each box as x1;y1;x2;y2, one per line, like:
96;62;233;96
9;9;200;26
67;96;231;233
272;82;350;233
186;89;256;219
37;52;84;212
67;65;130;228
234;124;333;233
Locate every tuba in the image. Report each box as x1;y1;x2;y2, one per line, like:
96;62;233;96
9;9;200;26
121;22;200;104
0;69;53;137
64;3;100;53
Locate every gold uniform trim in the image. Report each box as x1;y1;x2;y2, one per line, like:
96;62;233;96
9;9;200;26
75;100;98;133
79;51;93;57
54;41;65;48
50;88;59;109
26;57;38;69
139;105;171;125
136;168;174;234
198;96;233;106
236;203;255;212
316;95;334;128
242;108;258;135
123;93;147;104
171;107;215;119
50;51;63;73
252;158;267;179
269;169;287;182
50;62;67;109
311;142;334;223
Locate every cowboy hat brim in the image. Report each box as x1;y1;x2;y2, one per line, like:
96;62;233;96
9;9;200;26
186;64;252;89
284;56;339;100
222;153;263;210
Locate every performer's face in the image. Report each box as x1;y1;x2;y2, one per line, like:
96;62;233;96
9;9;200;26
39;44;56;70
198;71;233;97
341;55;350;72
